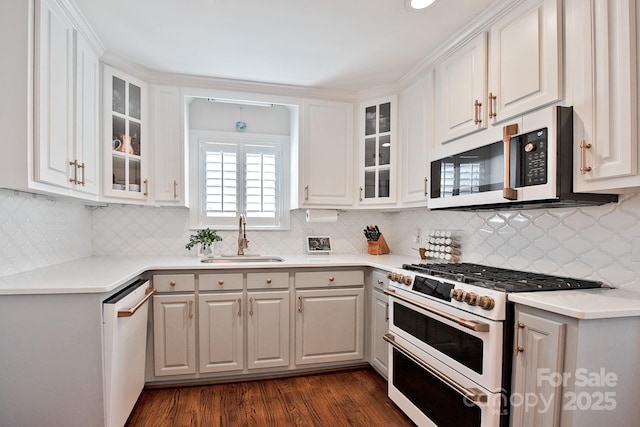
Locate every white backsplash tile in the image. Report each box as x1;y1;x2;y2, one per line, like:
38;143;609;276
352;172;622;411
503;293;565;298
5;185;640;289
0;189;92;277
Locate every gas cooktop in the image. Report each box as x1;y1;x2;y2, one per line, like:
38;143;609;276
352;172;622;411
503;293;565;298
401;262;608;293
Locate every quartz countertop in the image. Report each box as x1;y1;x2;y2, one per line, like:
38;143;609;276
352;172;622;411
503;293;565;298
3;254;639;320
508;287;640;320
0;254;412;295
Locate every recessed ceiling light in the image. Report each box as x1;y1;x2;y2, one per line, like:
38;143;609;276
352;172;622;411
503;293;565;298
408;0;436;10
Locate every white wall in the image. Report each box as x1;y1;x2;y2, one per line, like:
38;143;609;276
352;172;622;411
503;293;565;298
3;183;640;290
0;189;92;277
188;98;291;134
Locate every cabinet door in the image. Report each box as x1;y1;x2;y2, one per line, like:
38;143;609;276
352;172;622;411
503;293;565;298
103;65;149;200
358;96;397;205
153;294;196;376
198;292;244;373
73;33;100;195
247;291;290;369
295;287;364;365
371;290;389;377
34;0;74;188
568;0;638;192
511;308;566;427
399;71;434;206
151;85;184;205
435;32;487;144
488;0;561;124
301;100;355;207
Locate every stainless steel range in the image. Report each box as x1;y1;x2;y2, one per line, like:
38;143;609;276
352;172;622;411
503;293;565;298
384;262;606;427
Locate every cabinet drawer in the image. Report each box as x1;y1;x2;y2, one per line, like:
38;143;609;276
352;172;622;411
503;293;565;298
199;273;243;291
247;272;289;290
294;270;364;288
371;269;389;291
153;274;195;292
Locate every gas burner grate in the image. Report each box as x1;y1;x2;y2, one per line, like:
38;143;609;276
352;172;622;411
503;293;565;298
402;262;606;292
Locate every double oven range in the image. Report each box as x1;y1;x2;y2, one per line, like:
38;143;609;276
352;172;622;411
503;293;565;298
384;262;605;427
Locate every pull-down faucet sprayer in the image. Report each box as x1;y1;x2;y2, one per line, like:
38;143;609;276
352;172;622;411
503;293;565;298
237;214;249;255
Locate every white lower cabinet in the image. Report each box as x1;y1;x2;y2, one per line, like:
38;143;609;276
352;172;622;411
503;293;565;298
153;293;196;376
371;289;389;376
295;287;364;365
511;305;640;426
198;292;244;373
247;290;290;369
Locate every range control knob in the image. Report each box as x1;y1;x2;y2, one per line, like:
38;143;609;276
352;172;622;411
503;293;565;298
477;296;495;310
450;289;465;302
403;276;413;286
464;292;479;306
387;272;393;280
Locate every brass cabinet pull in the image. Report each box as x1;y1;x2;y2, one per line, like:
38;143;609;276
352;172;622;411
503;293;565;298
580;140;593;174
117;288;157;318
173;180;178;199
69;160;78;184
328;276;335;282
218;280;224;286
502;124;518;200
513;321;525;355
488;92;497;118
237;298;242;317
169;281;176;287
266;278;272;284
384;334;487;403
188;300;194;319
249;297;254;316
473;100;482;125
424;177;428;197
359;186;364;202
143;179;149;196
79;162;86;186
304;185;309;201
298;296;303;313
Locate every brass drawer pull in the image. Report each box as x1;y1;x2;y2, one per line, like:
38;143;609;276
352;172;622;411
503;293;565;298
169;281;176;287
580;140;593;174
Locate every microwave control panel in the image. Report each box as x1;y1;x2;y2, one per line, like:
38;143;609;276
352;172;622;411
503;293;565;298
517;128;547;187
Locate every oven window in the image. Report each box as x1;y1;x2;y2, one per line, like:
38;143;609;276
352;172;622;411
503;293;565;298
394;303;483;374
393;349;482;426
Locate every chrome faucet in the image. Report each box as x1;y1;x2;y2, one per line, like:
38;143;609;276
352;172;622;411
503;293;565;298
237;214;249;255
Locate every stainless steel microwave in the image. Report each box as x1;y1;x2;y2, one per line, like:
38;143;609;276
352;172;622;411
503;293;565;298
428;106;618;210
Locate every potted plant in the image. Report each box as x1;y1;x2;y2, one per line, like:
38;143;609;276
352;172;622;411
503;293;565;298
185;228;223;258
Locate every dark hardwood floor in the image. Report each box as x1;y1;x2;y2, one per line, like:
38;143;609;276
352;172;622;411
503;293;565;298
126;368;415;427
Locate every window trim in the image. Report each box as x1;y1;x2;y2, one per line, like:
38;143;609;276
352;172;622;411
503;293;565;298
189;130;290;230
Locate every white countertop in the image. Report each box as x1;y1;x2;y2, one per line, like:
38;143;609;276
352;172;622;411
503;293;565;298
3;254;639;320
508;287;640;320
0;254;412;295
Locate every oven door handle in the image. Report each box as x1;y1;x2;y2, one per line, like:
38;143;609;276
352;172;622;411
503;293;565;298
384;333;488;403
384;288;489;332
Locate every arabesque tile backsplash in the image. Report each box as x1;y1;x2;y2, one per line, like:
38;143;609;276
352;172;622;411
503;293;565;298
2;187;640;288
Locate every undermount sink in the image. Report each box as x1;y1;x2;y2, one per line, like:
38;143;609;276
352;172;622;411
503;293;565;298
200;255;285;263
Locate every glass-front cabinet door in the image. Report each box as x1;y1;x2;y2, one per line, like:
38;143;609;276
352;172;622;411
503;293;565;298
359;96;397;205
103;65;148;200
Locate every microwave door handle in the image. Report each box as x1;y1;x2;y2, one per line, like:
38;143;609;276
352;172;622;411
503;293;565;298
503;124;518;200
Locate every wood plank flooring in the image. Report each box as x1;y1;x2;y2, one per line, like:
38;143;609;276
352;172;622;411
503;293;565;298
126;368;415;427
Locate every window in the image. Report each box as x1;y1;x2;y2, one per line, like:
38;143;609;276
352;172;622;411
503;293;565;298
190;131;289;230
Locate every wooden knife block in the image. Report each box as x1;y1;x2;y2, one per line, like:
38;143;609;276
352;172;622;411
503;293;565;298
367;234;390;255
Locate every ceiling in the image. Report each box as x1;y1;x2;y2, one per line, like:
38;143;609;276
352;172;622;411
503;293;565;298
74;0;495;92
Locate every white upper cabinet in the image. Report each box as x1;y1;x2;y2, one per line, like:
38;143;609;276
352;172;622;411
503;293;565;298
358;95;397;206
102;65;149;201
399;71;434;206
435;32;488;144
31;0;102;198
487;0;562;125
151;85;186;206
300;99;355;207
567;0;640;192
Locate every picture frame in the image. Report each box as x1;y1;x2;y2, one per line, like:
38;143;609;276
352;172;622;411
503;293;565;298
306;236;332;253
